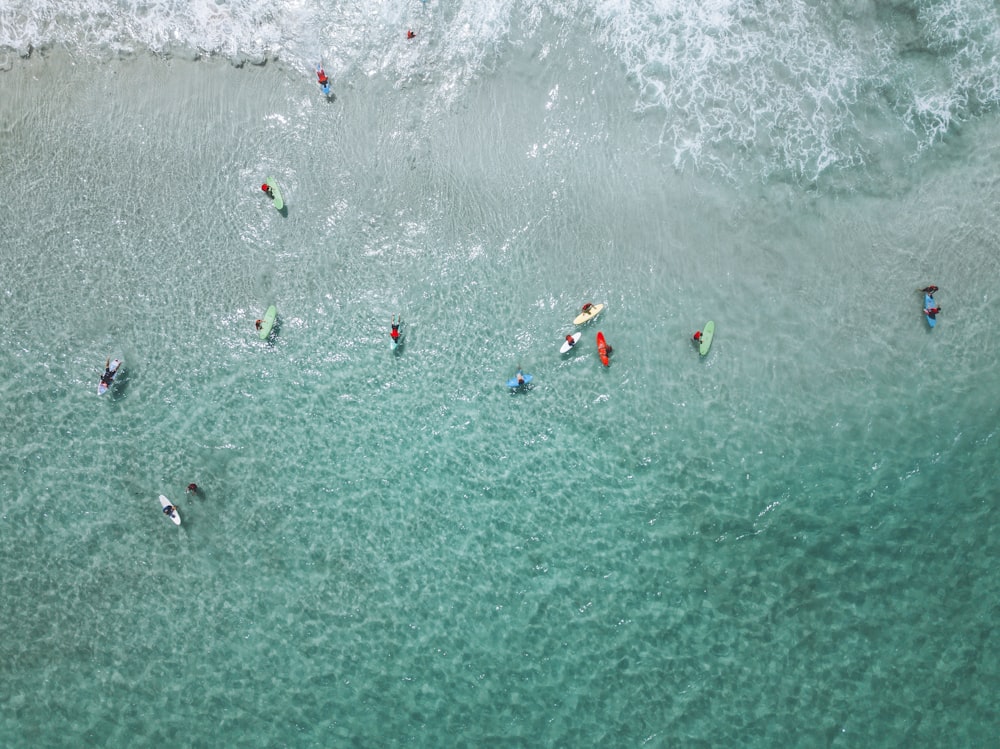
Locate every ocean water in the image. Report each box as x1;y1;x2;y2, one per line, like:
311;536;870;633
2;1;1000;746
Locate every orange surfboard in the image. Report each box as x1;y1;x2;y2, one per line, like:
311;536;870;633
596;331;609;367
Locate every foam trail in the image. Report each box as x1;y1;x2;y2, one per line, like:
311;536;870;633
2;0;1000;180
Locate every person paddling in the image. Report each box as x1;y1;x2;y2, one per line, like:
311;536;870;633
100;358;116;388
564;334;576;348
316;65;330;94
391;315;401;342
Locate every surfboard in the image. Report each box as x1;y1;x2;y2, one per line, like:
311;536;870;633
98;359;121;395
560;332;582;353
699;321;715;355
507;372;533;388
574;303;604;326
923;294;937;328
597;331;610;367
258;305;277;340
267;177;284;211
159;494;181;525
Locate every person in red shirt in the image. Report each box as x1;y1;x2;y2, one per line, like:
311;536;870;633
391;315;401;341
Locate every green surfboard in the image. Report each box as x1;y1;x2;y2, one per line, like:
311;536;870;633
267;177;284;211
699;320;715;356
259;305;277;340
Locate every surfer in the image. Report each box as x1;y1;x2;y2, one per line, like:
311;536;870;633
255;319;262;331
924;305;941;320
261;183;274;199
100;359;116;388
516;372;526;386
693;330;702;344
407;30;416;39
186;483;198;495
391;315;401;342
162;503;176;516
920;285;939;295
581;302;594;313
316;65;330;93
564;334;576;348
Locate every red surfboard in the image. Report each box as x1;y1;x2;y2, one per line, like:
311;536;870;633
596;331;609;367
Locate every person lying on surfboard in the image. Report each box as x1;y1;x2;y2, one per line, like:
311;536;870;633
316;65;330;94
261;183;274;199
923;305;941;320
162;503;176;516
564;334;576;348
100;359;116;388
391;315;401;342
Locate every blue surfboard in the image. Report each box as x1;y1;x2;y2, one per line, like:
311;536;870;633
507;372;533;388
923;293;937;328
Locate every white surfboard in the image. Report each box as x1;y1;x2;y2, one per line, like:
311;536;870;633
560;332;582;353
159;494;181;525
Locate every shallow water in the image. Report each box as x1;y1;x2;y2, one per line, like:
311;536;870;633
2;5;1000;746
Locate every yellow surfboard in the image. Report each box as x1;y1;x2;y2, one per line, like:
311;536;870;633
573;303;604;325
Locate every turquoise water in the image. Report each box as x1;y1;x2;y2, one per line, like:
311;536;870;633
3;3;1000;746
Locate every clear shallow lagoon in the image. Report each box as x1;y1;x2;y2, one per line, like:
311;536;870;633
2;2;1000;746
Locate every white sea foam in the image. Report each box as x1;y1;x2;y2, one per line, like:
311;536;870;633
2;0;999;179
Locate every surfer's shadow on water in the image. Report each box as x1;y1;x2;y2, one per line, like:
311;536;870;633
108;368;131;399
258;318;281;346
